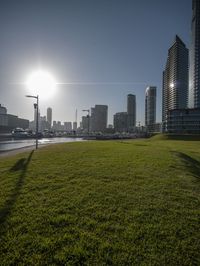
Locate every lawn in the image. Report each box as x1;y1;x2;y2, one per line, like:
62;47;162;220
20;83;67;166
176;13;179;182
0;137;200;265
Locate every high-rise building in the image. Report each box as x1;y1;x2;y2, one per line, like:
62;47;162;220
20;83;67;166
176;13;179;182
73;122;77;131
127;94;136;131
53;121;56;129
0;104;29;132
189;0;200;108
162;35;188;131
167;108;200;134
90;105;108;132
40;116;49;131
64;122;72;132
145;86;156;131
82;116;90;132
113;112;128;132
47;107;52;127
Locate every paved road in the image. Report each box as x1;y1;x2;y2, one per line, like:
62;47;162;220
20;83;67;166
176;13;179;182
0;137;84;153
0;146;36;158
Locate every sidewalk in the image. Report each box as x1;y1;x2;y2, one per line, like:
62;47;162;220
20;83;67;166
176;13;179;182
0;146;36;158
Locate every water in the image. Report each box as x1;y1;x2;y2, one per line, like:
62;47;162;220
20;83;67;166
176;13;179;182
0;137;84;152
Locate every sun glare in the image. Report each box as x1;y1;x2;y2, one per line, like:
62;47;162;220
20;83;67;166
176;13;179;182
26;70;56;99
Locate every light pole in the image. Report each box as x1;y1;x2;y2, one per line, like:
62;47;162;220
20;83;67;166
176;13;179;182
26;95;39;149
82;109;90;135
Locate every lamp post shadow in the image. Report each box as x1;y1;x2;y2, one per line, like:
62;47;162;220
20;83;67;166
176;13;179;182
0;150;34;233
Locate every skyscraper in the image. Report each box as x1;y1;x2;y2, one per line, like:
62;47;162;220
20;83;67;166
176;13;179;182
47;107;52;127
81;116;89;132
113;112;128;132
73;122;77;131
162;35;188;131
64;122;72;131
127;94;136;131
145;86;156;129
90;105;108;132
189;0;200;108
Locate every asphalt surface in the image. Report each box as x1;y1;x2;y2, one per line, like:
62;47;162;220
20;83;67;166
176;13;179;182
0;145;39;158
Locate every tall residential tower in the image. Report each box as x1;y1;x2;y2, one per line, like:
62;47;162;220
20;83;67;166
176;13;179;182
145;86;156;130
127;94;136;131
47;107;52;128
162;35;188;131
90;105;108;132
189;0;200;108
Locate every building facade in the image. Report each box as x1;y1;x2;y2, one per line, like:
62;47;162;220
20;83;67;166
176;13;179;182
81;116;89;133
167;108;200;134
0;104;7;114
0;104;29;132
39;116;50;131
90;105;108;132
189;0;200;108
145;86;156;132
52;121;64;131
127;94;136;131
162;35;189;131
113;112;128;132
73;122;77;131
0;104;8;127
47;107;52;127
64;122;72;132
7;115;29;130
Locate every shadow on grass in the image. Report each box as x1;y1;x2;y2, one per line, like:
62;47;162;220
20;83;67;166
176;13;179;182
152;134;200;141
0;150;34;230
171;151;200;179
10;158;27;171
119;141;132;145
134;143;147;146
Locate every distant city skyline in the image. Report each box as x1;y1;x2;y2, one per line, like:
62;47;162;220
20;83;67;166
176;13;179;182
0;0;191;125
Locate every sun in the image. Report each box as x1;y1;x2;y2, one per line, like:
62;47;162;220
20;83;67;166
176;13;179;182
26;70;56;99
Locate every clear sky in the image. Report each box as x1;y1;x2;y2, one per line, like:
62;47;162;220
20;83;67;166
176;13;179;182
0;0;191;126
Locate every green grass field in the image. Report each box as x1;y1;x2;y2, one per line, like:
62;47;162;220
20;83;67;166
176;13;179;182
0;137;200;265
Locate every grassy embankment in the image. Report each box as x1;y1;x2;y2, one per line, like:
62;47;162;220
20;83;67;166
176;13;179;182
0;136;200;265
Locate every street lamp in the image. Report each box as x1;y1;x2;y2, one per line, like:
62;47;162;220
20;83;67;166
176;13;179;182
26;95;39;149
82;109;90;135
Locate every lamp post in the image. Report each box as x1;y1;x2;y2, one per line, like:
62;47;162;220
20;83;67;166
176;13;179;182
26;95;39;149
82;109;90;136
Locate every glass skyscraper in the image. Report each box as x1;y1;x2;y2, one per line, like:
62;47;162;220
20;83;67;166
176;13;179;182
127;94;136;130
162;35;188;131
145;86;156;127
189;0;200;108
47;107;52;127
90;105;108;132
